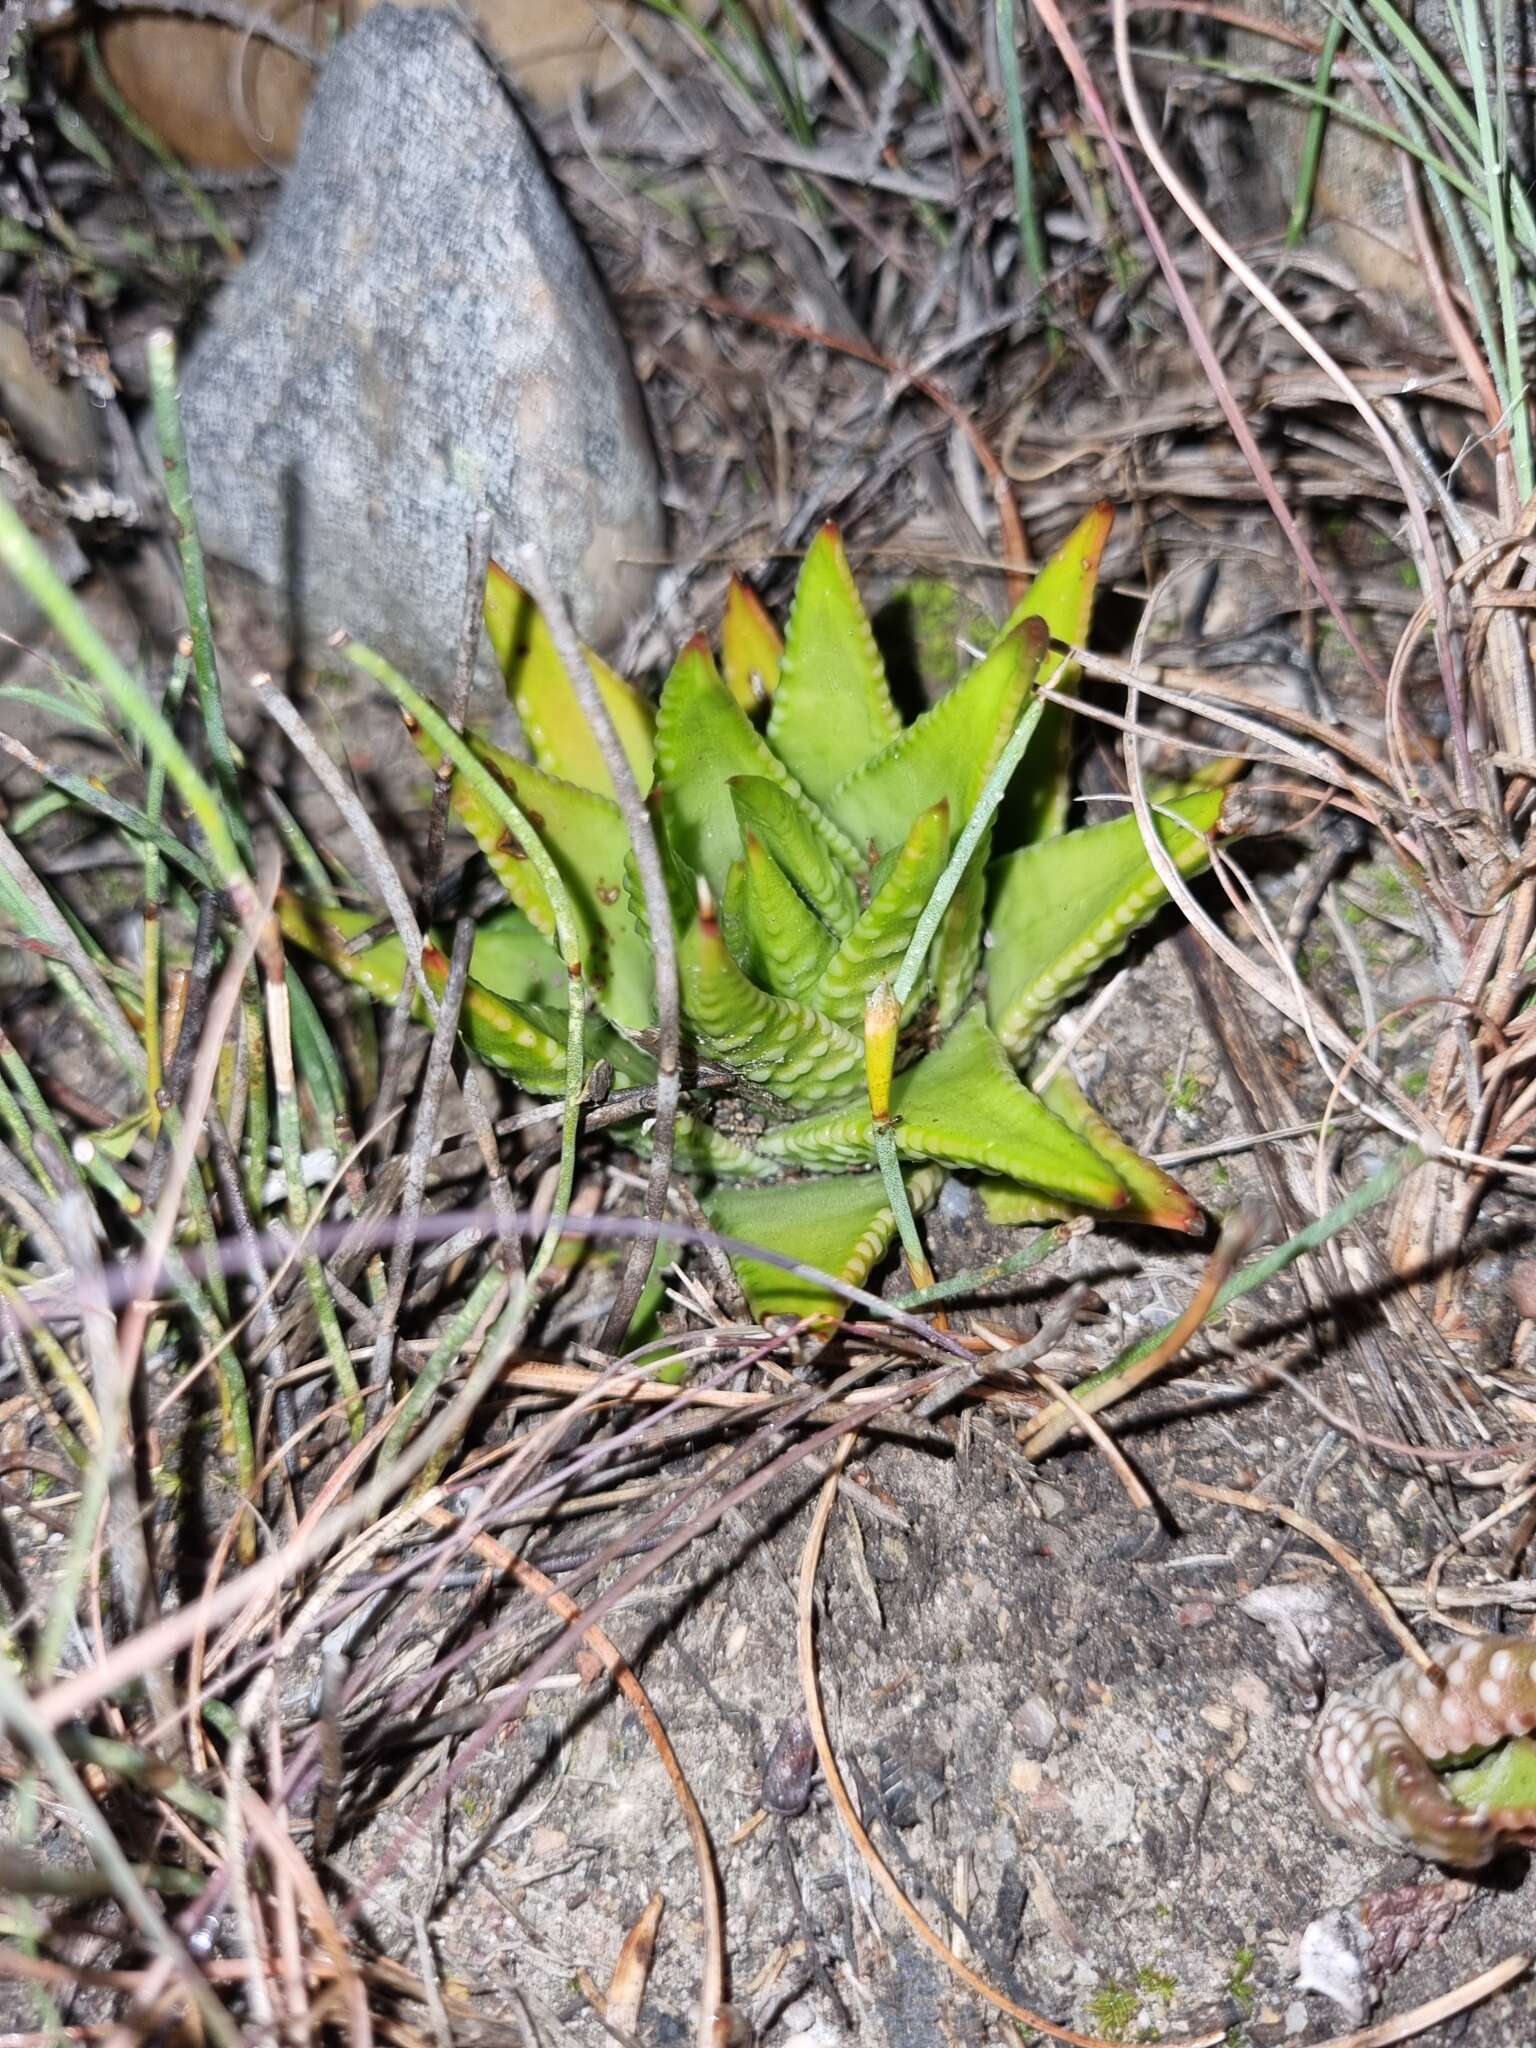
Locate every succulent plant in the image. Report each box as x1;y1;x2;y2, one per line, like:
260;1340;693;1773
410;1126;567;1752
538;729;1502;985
282;509;1232;1319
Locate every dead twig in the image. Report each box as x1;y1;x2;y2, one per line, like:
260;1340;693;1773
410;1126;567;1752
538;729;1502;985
1175;1480;1441;1679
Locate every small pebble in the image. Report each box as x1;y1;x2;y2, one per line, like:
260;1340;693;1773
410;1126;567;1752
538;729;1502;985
761;1712;816;1816
1509;1259;1536;1319
1017;1694;1058;1753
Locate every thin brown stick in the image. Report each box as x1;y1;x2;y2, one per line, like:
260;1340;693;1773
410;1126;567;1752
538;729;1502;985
1025;1368;1153;1511
1176;1480;1441;1679
796;1447;1223;2048
1312;1954;1527;2047
1019;1212;1257;1460
417;1506;725;2048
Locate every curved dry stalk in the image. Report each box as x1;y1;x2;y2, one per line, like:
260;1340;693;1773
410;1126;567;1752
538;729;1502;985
796;1445;1224;2048
1018;1211;1257;1460
1028;0;1388;703
1024;1365;1153;1509
1176;1479;1440;1677
1105;0;1474;796
1311;1955;1527;2048
418;1506;725;2048
238;1787;374;2048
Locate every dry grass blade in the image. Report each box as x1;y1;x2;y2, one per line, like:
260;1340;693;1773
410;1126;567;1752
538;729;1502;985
1312;1954;1528;2046
1018;1208;1258;1459
1176;1480;1441;1678
416;1506;724;2048
513;544;682;1350
603;1890;665;2037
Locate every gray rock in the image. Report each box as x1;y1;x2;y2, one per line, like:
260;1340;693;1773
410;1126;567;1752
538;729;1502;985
167;5;662;682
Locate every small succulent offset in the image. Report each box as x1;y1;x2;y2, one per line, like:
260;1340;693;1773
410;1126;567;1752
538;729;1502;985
282;509;1232;1318
1309;1635;1536;1867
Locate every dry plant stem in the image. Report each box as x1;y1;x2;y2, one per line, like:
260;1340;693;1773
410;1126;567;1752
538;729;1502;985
259;921;364;1433
1311;1957;1528;2048
1177;1480;1440;1677
113;867;268;1455
0;1671;241;2048
1118;690;1434;1162
1106;0;1470;792
239;1789;373;2048
250;675;438;1015
1027;0;1385;700
514;544;682;1351
346;1351;967;1908
46;1198;177;1746
337;636;587;1295
419;1506;724;2048
370;917;474;1406
797;1447;1221;2048
1025;1368;1153;1510
1020;1210;1256;1458
34;1234;970;1738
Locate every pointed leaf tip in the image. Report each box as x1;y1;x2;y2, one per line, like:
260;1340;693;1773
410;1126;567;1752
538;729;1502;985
721;574;783;709
767;522;902;807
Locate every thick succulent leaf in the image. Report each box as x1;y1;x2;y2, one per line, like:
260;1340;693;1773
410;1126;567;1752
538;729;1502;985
930;831;988;1030
655;638;861;896
453;904;567;1009
677;892;865;1108
975;1183;1079;1227
811;800;949;1029
979;1067;1202;1232
729;775;859;935
424;954;571;1094
760;1007;1129;1207
704;1166;942;1321
766;524;902;806
999;503;1115;845
825;618;1047;856
1000;503;1115;679
276;895;569;1094
444;904;657;1084
1443;1739;1536;1815
410;725;653;1032
276;893;411;1005
720;575;783;710
626;1109;777;1181
987;789;1227;1061
740;833;836;998
483;562;654;799
884;1008;1124;1205
721;857;752;969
